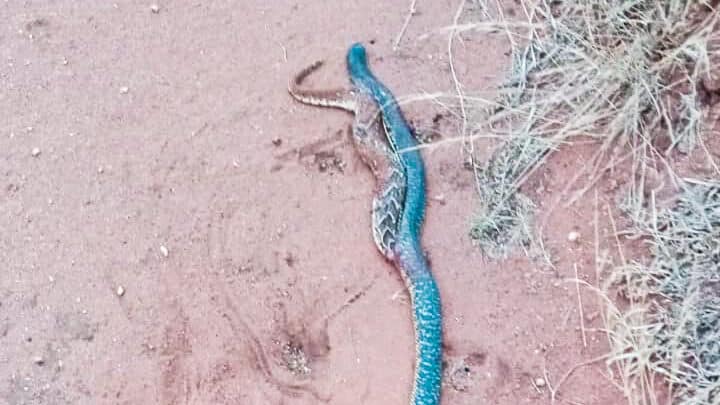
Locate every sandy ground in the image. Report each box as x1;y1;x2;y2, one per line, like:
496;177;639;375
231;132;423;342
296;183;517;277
1;1;631;404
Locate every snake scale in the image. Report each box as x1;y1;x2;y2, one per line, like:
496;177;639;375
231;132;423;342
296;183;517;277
288;43;443;405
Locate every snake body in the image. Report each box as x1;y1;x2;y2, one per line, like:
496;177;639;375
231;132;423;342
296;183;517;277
288;43;443;405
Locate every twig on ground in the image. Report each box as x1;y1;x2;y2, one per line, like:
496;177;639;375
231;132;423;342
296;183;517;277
393;0;419;51
573;263;588;348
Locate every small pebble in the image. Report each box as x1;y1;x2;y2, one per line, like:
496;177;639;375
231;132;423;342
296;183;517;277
534;377;546;387
97;166;104;174
567;231;580;243
119;86;129;94
116;285;125;297
32;356;45;366
159;245;169;258
431;194;446;205
150;4;160;13
31;147;41;157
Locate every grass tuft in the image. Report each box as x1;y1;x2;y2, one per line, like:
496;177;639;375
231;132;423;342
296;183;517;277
467;0;718;257
456;0;720;403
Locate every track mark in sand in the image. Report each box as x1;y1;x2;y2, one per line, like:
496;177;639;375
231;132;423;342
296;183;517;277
219;291;332;403
272;129;351;174
274;277;378;373
217;279;376;402
159;306;194;405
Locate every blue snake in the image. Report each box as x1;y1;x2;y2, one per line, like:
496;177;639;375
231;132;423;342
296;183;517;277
289;43;443;405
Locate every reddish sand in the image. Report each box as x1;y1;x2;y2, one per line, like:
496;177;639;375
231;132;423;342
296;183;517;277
1;1;630;404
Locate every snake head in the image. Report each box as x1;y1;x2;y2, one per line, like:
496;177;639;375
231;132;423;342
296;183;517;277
347;43;374;92
347;43;367;67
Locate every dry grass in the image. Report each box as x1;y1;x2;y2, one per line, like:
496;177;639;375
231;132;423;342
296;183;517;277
607;180;720;404
466;0;718;255
451;0;720;403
